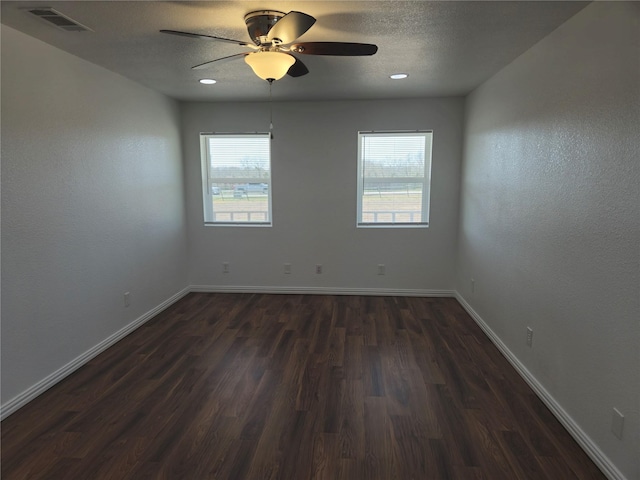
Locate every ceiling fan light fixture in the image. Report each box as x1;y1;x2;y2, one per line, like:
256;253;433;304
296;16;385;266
244;51;295;81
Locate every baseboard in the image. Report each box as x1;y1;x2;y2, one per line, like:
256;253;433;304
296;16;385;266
0;287;191;421
454;292;627;480
190;284;455;297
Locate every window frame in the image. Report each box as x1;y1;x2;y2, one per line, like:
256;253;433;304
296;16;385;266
200;132;273;227
356;130;433;228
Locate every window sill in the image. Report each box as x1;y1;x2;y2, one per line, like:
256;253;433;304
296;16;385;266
357;223;429;229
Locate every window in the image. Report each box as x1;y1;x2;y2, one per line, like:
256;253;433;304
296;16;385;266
357;131;432;227
201;133;272;225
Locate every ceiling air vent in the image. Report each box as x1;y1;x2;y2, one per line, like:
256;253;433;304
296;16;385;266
26;7;92;32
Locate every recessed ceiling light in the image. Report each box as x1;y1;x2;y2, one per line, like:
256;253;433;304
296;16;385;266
390;73;408;80
199;78;217;84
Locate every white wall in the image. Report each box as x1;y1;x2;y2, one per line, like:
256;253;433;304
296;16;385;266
456;3;639;479
181;98;463;293
1;27;189;409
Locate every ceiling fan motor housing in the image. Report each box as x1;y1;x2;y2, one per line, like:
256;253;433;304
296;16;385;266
244;10;286;45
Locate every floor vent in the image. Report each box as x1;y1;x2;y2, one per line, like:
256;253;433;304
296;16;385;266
26;7;92;32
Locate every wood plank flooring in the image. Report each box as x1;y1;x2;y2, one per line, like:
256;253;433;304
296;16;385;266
1;293;606;479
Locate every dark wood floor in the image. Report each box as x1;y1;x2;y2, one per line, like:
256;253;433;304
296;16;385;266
2;293;605;479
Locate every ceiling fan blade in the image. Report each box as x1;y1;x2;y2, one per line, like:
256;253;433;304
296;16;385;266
160;29;252;47
266;11;315;45
192;53;248;70
287;57;309;77
290;42;378;56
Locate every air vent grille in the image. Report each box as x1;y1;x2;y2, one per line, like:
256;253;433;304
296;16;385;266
26;7;91;32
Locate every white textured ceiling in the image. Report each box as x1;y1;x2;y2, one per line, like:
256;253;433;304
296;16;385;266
1;1;589;102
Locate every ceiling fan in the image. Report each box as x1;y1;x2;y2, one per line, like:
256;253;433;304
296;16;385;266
160;10;378;82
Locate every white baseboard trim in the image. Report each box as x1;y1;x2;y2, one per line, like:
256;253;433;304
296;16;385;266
190;284;455;297
0;287;191;421
454;292;626;480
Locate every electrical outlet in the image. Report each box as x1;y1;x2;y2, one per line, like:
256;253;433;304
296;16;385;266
284;263;291;274
222;262;230;274
124;292;130;307
612;408;624;439
526;327;533;347
315;264;322;274
377;264;386;275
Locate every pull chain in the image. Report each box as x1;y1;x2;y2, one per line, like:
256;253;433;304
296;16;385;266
268;79;274;139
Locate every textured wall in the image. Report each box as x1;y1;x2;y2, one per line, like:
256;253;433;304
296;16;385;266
181;98;463;292
1;27;189;405
457;3;639;478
